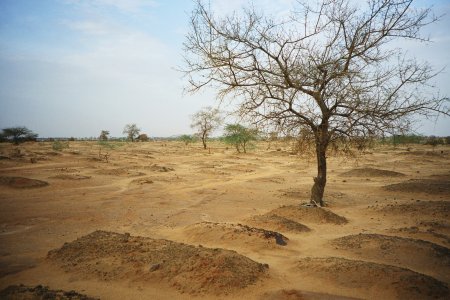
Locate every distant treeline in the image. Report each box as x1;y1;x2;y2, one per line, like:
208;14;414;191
2;128;449;147
32;134;450;145
380;135;450;146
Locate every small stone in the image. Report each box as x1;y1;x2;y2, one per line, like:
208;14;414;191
149;263;161;272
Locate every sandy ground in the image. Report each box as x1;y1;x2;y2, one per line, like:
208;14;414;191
0;140;449;299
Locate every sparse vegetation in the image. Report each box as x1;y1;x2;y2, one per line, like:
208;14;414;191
223;124;259;153
123;124;140;142
424;136;445;148
179;134;196;146
136;133;149;142
97;140;123;162
52;140;69;152
99;130;110;141
191;107;222;149
0;126;38;144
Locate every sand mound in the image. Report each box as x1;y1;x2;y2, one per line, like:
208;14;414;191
147;164;174;172
130;177;154;185
340;168;405;177
185;222;289;247
260;289;359;300
0;176;48;188
95;168;145;177
391;221;450;246
47;231;268;295
0;284;97;300
246;214;311;233
50;174;91;180
377;201;450;220
296;257;449;299
331;233;450;281
384;178;450;195
268;206;348;225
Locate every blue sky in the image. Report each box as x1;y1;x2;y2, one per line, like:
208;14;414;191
0;0;449;138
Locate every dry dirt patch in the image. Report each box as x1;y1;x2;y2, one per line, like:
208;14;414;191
340;167;405;177
49;174;91;180
184;222;289;247
331;233;450;281
391;221;450;246
0;176;48;188
398;150;447;157
295;257;449;299
95;168;145;177
246;214;311;233
130;177;154;185
384;178;450;195
47;231;268;295
268;205;348;225
0;284;98;300
260;289;360;300
146;164;174;172
376;200;450;220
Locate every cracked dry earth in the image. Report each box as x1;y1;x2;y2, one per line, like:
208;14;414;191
0;141;449;299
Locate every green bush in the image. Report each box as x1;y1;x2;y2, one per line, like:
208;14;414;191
179;134;196;145
223;124;259;153
52;140;69;151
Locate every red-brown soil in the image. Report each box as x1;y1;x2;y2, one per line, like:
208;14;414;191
0;176;49;188
47;231;268;295
245;214;311;233
0;141;449;299
384;178;450;195
268;205;348;225
295;257;449;299
259;289;360;300
0;284;98;300
183;222;289;247
331;233;450;282
340;167;405;177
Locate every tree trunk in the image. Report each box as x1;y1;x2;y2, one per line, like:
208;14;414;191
310;124;329;207
202;132;207;149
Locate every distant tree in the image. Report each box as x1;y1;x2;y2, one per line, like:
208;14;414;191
223;124;259;153
123;124;140;142
136;133;149;142
191;107;222;149
425;136;444;149
99;130;110;141
179;134;196;146
1;126;38;144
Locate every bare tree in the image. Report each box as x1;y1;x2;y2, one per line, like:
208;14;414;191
183;0;449;206
99;130;110;141
123;124;140;142
191;107;222;149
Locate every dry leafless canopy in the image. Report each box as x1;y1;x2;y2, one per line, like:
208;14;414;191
183;0;449;205
183;0;448;137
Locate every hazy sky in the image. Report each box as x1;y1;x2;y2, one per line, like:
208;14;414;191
0;0;449;138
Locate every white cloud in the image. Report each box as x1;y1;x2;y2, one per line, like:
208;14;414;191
63;0;158;13
63;20;114;35
94;0;158;13
209;0;297;19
